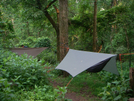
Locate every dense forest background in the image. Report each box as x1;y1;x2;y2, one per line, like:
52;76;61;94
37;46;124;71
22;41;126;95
1;0;134;54
0;0;134;101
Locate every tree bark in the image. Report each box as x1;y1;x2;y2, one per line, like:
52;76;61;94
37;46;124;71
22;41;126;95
59;0;69;77
129;68;134;94
93;0;97;52
59;0;68;61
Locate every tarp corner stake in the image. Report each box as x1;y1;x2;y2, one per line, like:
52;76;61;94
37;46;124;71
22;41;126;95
56;49;119;77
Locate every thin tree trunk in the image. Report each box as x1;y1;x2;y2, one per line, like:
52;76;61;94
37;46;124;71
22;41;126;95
110;0;117;53
111;0;117;7
124;26;129;50
53;5;60;61
57;27;60;61
11;19;15;29
93;0;97;52
27;22;30;36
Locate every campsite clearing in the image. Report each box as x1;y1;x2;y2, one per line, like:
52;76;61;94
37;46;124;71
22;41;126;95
49;72;104;101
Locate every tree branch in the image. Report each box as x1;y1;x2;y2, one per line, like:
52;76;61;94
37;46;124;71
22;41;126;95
53;5;59;23
44;10;59;33
35;0;58;34
44;0;57;10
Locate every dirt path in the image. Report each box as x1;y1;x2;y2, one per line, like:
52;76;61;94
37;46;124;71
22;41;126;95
46;67;99;101
50;80;99;101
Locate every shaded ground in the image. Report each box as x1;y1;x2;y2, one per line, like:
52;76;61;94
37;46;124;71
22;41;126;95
45;67;101;101
50;79;99;101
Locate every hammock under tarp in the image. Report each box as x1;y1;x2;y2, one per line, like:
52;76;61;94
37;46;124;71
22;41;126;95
11;47;48;57
56;49;119;77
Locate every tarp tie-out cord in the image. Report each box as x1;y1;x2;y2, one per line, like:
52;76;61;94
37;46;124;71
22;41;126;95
45;67;73;101
55;78;73;101
98;45;102;53
119;54;123;70
66;78;73;87
60;42;69;52
47;68;55;73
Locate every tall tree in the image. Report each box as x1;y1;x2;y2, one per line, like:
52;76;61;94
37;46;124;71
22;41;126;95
1;0;67;61
59;0;69;76
59;0;69;61
93;0;97;52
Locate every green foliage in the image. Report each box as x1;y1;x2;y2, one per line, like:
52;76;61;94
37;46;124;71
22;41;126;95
0;11;15;48
52;71;106;97
54;86;70;101
1;0;134;100
34;37;51;48
98;60;134;100
0;77;16;101
69;2;134;53
98;61;132;83
16;85;55;101
0;49;70;101
16;85;69;101
1;51;49;91
15;36;52;48
98;77;131;101
37;48;57;64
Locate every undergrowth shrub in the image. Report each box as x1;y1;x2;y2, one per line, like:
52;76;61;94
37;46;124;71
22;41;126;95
37;48;57;64
0;49;70;101
98;61;133;100
0;76;15;101
15;37;51;48
98;76;132;101
0;50;49;95
1;51;49;91
34;37;51;48
16;85;70;101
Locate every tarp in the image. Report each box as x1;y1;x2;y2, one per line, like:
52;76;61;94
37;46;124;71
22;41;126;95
56;49;119;77
11;47;48;57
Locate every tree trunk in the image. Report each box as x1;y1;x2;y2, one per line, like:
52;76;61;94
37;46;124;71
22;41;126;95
56;27;60;61
124;26;129;50
53;5;60;61
59;0;68;61
129;68;134;94
11;19;15;29
93;0;97;52
37;0;68;62
26;22;30;36
111;0;117;7
59;0;69;76
110;0;117;53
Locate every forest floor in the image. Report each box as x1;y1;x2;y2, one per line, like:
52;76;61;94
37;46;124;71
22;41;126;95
50;79;101;101
45;66;102;101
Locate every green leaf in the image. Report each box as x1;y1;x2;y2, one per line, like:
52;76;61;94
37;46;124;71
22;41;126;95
114;95;121;101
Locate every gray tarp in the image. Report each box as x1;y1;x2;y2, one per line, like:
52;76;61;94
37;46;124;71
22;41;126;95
56;49;119;77
11;47;48;57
